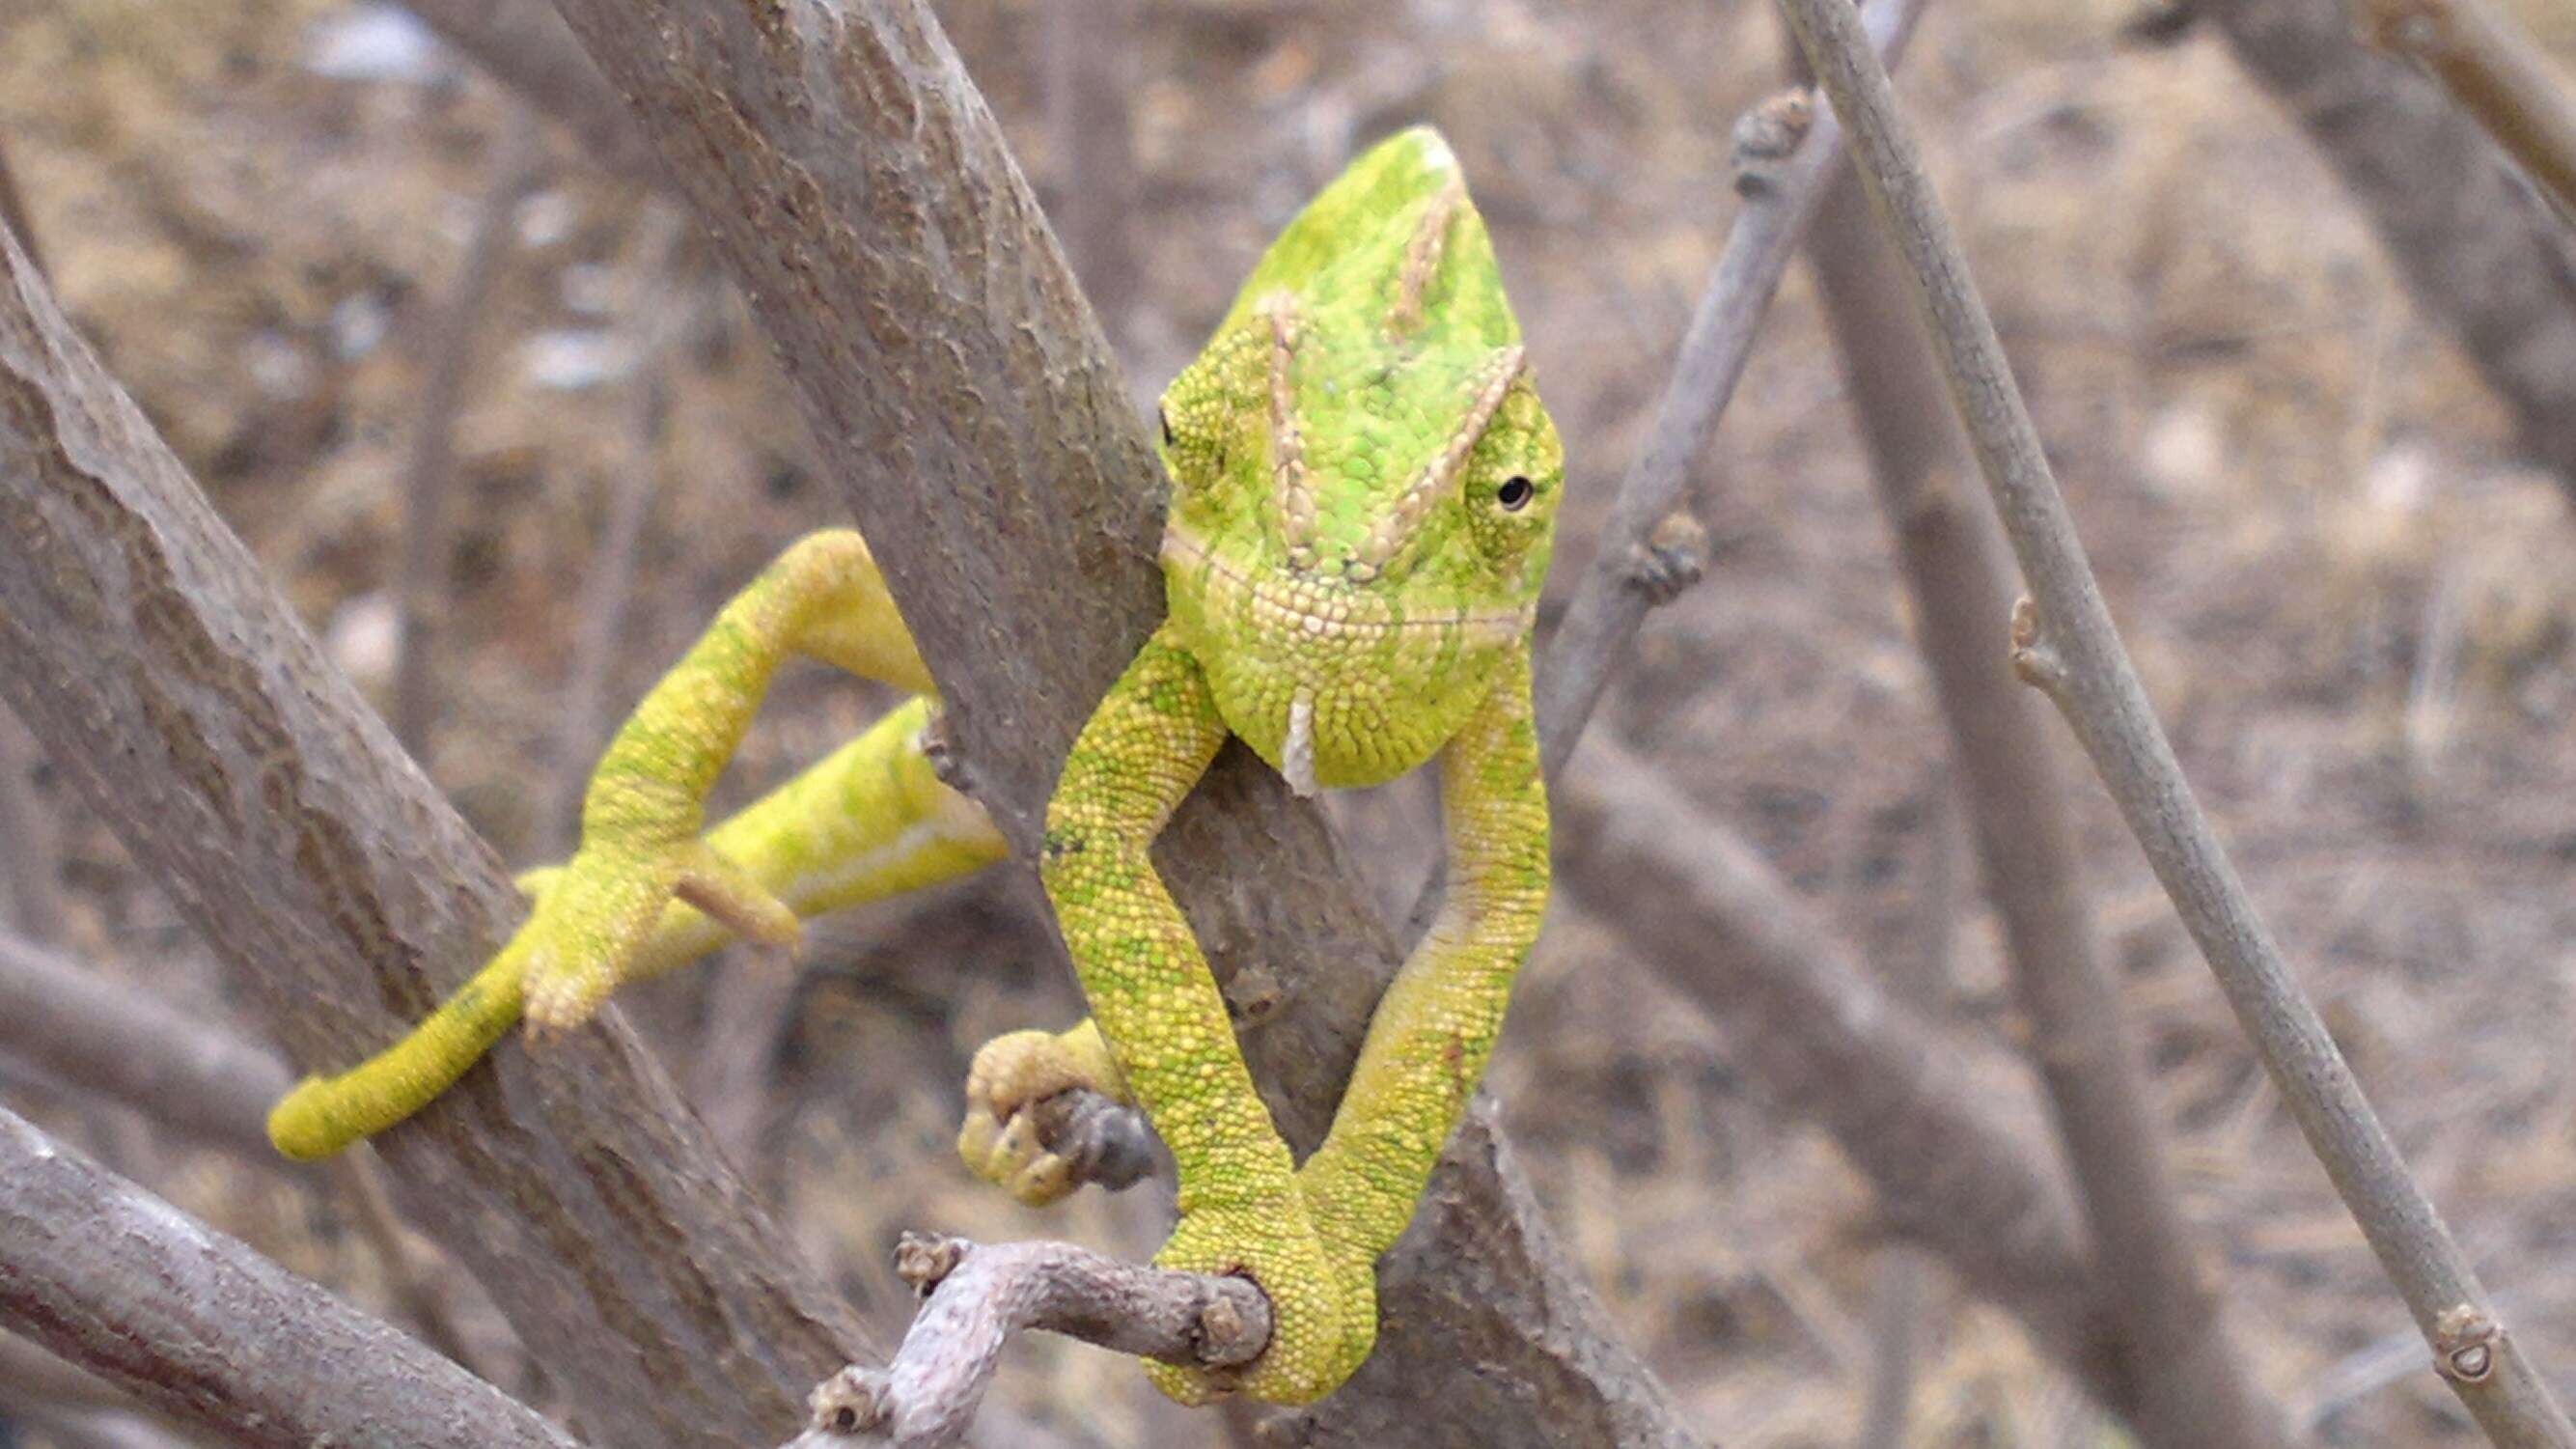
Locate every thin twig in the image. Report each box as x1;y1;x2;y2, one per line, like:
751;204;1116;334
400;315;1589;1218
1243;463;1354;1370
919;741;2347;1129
776;1235;1269;1449
2361;0;2576;221
0;1107;578;1449
391;114;542;753
1778;0;2576;1442
0;933;289;1156
1533;0;1928;778
1804;161;2284;1448
0;139;46;284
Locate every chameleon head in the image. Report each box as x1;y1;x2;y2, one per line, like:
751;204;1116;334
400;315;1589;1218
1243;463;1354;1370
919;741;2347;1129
1156;126;1565;794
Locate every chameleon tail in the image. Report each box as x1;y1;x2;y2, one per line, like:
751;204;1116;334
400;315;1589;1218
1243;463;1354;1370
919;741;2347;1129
266;946;526;1159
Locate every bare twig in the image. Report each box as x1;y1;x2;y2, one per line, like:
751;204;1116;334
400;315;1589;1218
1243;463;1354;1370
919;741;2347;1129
1778;1;2576;1442
0;933;496;1372
778;1235;1269;1449
396;0;660;181
391;115;542;753
0;1107;576;1449
2361;0;2576;221
1805;166;2285;1449
1534;0;1927;778
0;933;289;1156
1040;0;1142;341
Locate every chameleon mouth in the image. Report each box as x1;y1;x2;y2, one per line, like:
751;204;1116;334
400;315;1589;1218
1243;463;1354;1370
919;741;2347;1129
1161;528;1531;645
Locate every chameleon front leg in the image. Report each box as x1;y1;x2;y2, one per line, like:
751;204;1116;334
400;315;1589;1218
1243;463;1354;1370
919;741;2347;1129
267;529;999;1158
1293;646;1547;1383
1019;622;1371;1405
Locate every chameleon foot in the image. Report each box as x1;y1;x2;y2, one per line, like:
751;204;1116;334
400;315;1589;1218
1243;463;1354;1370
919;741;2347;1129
956;1021;1126;1207
1147;1196;1375;1406
519;838;799;1033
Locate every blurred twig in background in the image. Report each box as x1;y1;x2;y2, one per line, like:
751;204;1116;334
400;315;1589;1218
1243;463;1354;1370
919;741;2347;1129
1806;157;2285;1448
2204;0;2576;492
2360;0;2576;221
1780;0;2576;1441
391;112;543;754
1042;0;1143;347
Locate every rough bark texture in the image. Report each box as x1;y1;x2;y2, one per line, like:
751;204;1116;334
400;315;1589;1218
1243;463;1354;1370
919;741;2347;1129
2210;0;2576;491
1806;169;2288;1449
0;933;292;1156
1553;740;2132;1414
534;2;1692;1443
0;1107;577;1449
0;221;870;1448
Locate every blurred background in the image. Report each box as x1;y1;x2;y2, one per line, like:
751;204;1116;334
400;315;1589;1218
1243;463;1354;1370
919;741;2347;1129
3;0;2576;1443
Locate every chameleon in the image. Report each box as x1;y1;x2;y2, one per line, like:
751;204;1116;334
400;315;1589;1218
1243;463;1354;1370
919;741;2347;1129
265;125;1564;1407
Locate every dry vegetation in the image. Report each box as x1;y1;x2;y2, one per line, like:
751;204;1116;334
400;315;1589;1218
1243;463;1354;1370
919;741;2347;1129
4;0;2576;1444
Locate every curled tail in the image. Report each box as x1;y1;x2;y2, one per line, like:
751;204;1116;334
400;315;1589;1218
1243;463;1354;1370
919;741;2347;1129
266;948;526;1159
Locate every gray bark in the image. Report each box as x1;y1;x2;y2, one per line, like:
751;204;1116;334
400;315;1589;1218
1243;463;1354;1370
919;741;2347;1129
0;1106;576;1449
0;208;869;1449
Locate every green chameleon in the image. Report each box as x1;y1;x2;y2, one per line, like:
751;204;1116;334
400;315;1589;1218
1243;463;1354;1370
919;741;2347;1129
267;125;1563;1406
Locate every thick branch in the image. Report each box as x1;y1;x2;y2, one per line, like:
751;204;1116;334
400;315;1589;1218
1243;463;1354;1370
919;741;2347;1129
0;1106;574;1449
2209;0;2576;491
1805;170;2286;1449
780;1235;1269;1449
1779;1;2576;1442
536;1;1687;1441
0;933;291;1156
0;193;869;1446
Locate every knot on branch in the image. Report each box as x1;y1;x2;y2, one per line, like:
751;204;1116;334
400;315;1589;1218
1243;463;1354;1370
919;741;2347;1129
1731;87;1817;196
807;1367;894;1438
895;1232;970;1296
1621;510;1711;606
2007;595;2068;697
2433;1303;2502;1383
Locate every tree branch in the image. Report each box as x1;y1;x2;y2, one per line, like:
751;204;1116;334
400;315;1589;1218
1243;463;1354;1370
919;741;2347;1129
1778;0;2576;1442
0;933;290;1157
779;1235;1269;1449
1535;0;1925;778
2360;0;2576;221
0;1106;575;1449
530;2;1688;1442
0;183;870;1446
1804;166;2287;1449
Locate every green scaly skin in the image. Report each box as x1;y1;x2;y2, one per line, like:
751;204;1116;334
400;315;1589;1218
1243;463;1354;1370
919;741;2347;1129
266;126;1562;1407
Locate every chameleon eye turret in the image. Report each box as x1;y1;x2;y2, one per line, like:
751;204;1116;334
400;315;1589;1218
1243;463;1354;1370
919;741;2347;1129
269;125;1557;1411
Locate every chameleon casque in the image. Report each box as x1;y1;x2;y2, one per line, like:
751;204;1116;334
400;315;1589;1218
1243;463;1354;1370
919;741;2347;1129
266;125;1563;1406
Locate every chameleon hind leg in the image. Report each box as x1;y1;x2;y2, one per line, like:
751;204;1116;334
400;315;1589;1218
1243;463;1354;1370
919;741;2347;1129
267;530;1006;1158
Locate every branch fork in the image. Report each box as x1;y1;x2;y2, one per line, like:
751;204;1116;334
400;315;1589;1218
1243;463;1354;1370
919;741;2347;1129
783;1235;1272;1449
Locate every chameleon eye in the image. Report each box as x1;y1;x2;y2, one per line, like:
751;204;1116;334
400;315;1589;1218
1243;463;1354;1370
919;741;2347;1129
1496;475;1535;512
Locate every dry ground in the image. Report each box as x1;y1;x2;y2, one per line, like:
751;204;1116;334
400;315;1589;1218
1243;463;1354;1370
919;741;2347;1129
5;0;2576;1444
